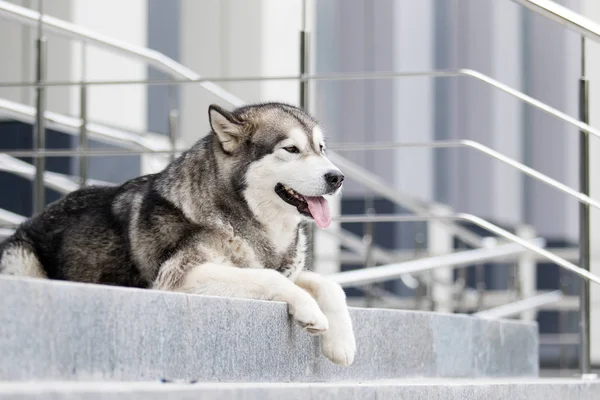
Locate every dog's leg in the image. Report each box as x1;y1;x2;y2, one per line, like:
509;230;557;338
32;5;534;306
295;271;356;366
154;261;328;335
0;242;47;278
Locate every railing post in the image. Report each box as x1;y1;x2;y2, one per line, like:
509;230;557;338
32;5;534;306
363;207;376;307
168;84;179;162
33;0;47;214
79;41;88;187
517;224;537;321
414;230;427;310
299;1;315;270
578;36;594;378
428;204;454;313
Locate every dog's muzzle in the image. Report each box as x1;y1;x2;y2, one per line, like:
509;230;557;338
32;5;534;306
324;171;345;192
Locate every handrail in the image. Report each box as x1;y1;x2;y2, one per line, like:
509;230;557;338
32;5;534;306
4;69;599;143
326;153;484;248
0;228;14;238
474;290;563;319
327;214;600;286
329;240;543;288
320;227;420;289
0;154;112;194
0;208;26;225
0;98;171;151
330;140;600;210
0;0;244;107
509;0;600;43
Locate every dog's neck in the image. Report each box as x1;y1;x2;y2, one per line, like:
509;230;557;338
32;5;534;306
262;213;302;254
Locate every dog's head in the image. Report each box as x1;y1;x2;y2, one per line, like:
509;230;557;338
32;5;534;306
208;103;343;228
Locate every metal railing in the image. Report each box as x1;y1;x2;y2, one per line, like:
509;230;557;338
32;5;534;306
509;0;600;41
0;0;485;249
0;98;171;150
0;154;111;194
0;0;599;376
330;239;545;288
327;214;600;286
474;290;564;319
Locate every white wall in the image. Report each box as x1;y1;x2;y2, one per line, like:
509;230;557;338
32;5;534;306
0;0;32;105
69;0;147;133
0;0;73;113
0;0;147;130
179;0;264;146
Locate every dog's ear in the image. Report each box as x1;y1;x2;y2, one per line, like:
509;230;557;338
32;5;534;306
209;104;245;154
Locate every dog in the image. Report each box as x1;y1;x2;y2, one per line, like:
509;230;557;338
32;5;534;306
0;102;356;366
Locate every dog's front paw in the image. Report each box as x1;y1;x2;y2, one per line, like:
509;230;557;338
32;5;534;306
289;299;329;335
321;328;356;366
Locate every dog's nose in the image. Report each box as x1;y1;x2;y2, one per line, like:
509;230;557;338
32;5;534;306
324;171;345;190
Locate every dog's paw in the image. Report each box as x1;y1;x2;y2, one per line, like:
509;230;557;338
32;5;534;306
321;329;356;366
289;300;329;335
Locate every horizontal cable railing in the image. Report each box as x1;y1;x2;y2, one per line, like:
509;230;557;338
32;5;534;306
4;69;597;142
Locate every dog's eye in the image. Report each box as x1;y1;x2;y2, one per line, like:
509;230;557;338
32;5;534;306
319;144;325;153
284;146;300;154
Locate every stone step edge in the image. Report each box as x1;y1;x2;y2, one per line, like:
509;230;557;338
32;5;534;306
0;378;599;397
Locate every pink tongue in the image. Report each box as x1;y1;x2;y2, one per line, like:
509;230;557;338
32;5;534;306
305;196;331;228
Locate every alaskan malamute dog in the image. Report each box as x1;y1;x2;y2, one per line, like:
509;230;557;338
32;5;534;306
0;102;356;366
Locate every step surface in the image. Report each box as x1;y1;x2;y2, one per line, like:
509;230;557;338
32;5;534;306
1;379;599;400
0;276;538;382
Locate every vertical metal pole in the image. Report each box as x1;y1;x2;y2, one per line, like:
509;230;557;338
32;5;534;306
414;231;426;311
20;0;33;105
33;0;47;214
300;0;315;270
168;85;179;162
364;207;376;307
79;42;88;187
456;241;468;313
429;204;454;313
559;275;569;372
517;225;537;321
475;263;486;312
578;36;592;377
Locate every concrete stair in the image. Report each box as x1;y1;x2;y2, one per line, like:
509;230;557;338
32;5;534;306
0;276;537;382
1;380;600;399
0;275;597;399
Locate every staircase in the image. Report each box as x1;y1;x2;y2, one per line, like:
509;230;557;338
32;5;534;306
2;0;600;398
1;275;599;399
